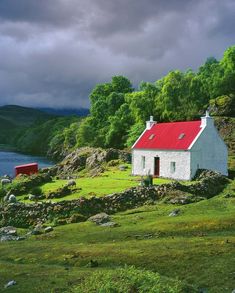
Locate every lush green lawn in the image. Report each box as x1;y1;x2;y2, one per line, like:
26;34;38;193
1;179;234;292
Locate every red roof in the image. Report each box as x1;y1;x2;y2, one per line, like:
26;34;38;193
133;120;202;150
15;163;38;169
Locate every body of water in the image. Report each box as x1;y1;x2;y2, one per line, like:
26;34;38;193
0;151;53;177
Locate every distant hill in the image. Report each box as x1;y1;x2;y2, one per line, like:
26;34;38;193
0;105;55;145
38;107;89;117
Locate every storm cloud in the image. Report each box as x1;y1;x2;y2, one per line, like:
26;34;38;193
0;0;234;108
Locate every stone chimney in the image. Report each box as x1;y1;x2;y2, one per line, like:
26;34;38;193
146;116;156;129
200;110;214;128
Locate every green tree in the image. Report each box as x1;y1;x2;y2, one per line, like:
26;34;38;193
105;103;133;148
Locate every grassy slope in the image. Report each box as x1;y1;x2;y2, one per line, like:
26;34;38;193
0;105;54;144
0;178;234;292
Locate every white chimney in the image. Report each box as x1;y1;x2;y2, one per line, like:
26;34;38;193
200;111;214;128
146;116;156;129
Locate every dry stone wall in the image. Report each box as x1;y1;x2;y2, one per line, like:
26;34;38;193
0;170;228;228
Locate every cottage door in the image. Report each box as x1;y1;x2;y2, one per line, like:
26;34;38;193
154;157;160;176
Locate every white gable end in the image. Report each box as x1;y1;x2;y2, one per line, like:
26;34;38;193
190;122;228;177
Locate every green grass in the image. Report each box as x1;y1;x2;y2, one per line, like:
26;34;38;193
71;266;195;293
18;165;172;202
0;179;234;292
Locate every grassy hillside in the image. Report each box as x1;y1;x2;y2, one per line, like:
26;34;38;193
0;105;54;145
0;163;234;292
0;179;234;292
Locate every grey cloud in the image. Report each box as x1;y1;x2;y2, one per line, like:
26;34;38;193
0;0;234;109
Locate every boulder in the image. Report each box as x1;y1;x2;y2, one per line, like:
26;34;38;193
119;165;128;171
88;213;110;225
169;209;181;217
0;226;17;236
4;280;17;288
8;194;17;203
100;221;118;227
44;226;53;233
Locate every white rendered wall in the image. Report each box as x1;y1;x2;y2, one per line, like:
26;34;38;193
132;149;191;180
190;122;228;177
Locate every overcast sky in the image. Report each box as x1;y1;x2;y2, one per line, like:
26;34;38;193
0;0;234;109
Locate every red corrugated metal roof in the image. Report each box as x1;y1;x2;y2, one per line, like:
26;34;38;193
133;120;202;150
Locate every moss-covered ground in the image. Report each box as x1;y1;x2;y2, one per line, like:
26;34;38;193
0;177;234;292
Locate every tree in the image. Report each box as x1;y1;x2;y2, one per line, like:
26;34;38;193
79;76;133;148
105;104;133;149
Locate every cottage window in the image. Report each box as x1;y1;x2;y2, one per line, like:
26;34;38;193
149;134;155;140
141;156;146;170
170;162;176;173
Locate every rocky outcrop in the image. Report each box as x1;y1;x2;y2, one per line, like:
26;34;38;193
189;169;229;197
48;147;131;177
0;226;25;242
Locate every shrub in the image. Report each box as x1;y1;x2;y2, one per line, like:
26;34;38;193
30;186;42;196
72;266;196;293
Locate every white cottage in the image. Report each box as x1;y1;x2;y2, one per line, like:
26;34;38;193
132;112;228;180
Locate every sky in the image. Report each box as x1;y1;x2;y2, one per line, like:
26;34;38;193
0;0;234;109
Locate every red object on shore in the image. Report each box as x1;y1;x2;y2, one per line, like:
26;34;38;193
15;163;38;176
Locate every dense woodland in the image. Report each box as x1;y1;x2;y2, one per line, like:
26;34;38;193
11;46;235;158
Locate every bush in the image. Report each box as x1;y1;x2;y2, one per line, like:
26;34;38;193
30;186;42;196
72;266;196;293
0;187;6;198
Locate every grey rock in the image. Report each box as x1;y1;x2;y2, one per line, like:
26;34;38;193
8;194;17;203
119;165;128;171
4;280;16;288
169;209;180;217
1;235;24;242
100;222;118;227
0;226;17;236
88;213;110;225
28;194;37;201
66;179;76;187
44;226;53;233
31;229;43;235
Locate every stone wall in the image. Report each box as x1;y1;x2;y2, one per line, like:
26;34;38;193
0;170;228;228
